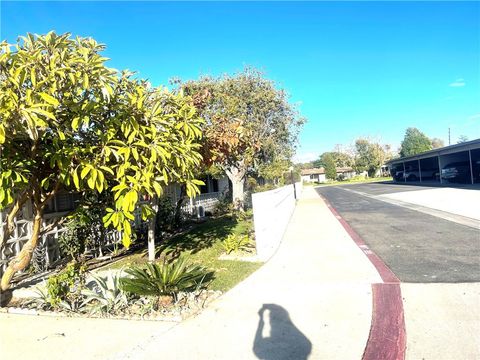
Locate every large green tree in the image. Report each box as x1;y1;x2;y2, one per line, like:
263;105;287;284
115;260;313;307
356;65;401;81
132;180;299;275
315;151;354;169
0;32;203;290
399;127;432;157
322;153;337;180
183;68;304;208
353;138;387;177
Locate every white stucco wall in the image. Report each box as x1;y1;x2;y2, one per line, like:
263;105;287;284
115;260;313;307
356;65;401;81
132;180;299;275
252;183;300;260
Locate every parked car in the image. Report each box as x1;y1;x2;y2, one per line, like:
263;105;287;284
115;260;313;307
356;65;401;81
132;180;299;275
404;169;440;181
393;171;404;181
441;162;470;183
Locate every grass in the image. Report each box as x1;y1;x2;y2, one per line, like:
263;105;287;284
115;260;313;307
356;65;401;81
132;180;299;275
103;213;263;292
313;176;393;187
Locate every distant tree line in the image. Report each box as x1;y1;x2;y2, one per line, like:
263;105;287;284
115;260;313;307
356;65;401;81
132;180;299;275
301;126;468;180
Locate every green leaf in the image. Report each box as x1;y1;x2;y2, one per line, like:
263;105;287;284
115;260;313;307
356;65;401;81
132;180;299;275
152;182;162;197
122;232;131;249
29;108;56;121
72;117;80;131
0;124;5;144
30;68;36;86
99;166;114;175
72;169;80;189
191;179;205;186
39;92;59;106
80;167;90;179
96;170;104;192
87;169;97;189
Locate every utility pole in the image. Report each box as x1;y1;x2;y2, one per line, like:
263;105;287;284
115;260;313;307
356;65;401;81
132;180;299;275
448;128;451;145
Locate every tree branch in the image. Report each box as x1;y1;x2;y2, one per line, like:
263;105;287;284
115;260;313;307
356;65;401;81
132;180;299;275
39;216;67;237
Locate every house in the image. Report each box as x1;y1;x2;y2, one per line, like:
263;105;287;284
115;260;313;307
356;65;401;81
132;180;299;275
163;175;229;215
336;167;356;180
301;168;326;183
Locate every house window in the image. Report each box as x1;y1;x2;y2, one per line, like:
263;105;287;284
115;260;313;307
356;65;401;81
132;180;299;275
199;177;209;194
199;176;219;193
44;192;81;214
212;179;219;192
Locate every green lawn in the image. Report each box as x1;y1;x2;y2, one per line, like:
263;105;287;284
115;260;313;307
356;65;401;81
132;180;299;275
314;176;393;187
103;214;263;292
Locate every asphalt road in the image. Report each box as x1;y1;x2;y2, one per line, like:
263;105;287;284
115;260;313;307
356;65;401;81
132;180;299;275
315;183;480;283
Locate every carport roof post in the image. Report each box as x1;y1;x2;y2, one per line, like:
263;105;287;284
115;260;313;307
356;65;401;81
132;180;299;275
387;138;480;165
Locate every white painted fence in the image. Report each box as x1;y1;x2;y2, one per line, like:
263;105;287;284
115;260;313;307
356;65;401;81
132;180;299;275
181;192;223;215
252;182;302;260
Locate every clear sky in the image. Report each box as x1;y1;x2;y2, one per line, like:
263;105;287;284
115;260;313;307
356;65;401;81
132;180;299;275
2;1;479;162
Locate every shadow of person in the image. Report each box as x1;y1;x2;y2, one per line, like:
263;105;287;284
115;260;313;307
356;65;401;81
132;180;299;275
253;304;312;360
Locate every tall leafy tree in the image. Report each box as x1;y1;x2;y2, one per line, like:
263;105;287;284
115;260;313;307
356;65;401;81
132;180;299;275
457;135;468;144
257;158;291;185
353;138;387;177
399;127;432;157
322;154;337;180
0;32;203;290
183;68;304;208
316;151;354;169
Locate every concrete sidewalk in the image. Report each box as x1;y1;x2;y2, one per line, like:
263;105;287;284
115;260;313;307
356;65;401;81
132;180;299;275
111;187;382;359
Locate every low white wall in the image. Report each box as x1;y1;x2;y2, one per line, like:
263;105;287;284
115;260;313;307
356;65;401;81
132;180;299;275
252;182;301;260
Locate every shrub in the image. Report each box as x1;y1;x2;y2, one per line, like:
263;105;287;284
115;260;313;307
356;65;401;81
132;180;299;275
83;273;127;314
46;262;86;308
120;256;212;298
155;197;178;238
213;197;234;216
252;183;276;193
59;194;110;260
58;221;88;261
222;234;251;254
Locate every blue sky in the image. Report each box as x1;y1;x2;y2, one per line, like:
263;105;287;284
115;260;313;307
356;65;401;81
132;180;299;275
2;1;479;162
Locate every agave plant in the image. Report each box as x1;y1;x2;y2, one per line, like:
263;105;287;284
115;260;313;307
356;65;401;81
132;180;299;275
120;256;212;298
83;273;127;314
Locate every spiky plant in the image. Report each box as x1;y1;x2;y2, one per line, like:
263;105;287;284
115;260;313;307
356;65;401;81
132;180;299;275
83;273;127;314
119;256;212;297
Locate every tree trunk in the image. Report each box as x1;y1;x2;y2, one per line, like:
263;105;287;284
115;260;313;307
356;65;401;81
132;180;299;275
174;185;186;226
1;210;43;291
147;201;159;262
226;165;246;210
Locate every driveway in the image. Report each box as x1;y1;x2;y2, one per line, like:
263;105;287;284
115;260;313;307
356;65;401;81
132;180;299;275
315;182;480;283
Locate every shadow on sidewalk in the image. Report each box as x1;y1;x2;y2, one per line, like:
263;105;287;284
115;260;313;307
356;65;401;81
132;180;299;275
253;304;312;360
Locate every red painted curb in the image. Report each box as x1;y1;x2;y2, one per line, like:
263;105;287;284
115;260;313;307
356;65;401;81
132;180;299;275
363;284;406;360
319;194;406;360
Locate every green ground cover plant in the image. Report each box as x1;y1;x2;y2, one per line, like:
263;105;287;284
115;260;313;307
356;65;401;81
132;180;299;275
104;213;262;292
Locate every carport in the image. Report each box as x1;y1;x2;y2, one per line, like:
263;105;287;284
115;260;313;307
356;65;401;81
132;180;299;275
387;138;480;185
